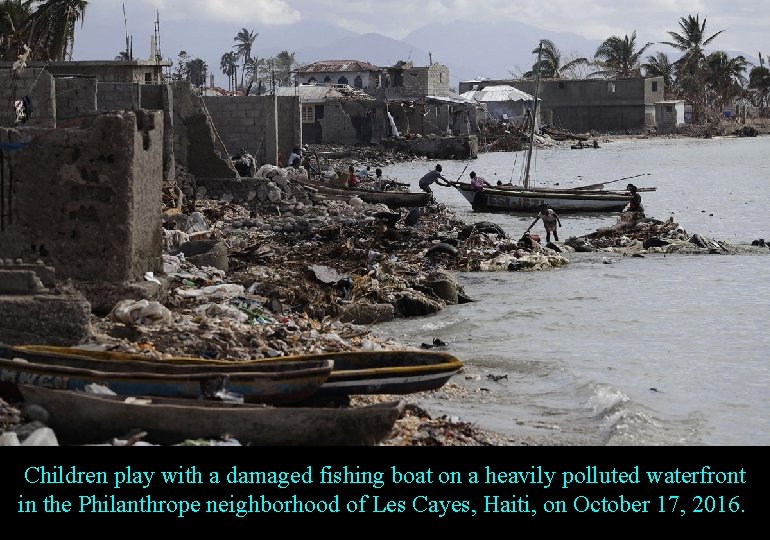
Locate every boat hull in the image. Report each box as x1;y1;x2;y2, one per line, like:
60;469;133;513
18;385;405;446
456;183;630;213
0;347;332;404
3;345;463;397
298;178;431;208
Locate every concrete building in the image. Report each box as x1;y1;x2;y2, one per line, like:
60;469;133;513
655;100;686;132
459;77;665;133
4;59;172;85
295;60;381;89
378;61;452;99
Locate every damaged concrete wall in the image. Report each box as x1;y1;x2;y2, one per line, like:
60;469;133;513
0;68;56;128
55;77;98;122
141;85;175;182
0;110;163;282
203;95;301;167
173;82;237;178
319;100;385;145
384;135;478;159
89;82;175;181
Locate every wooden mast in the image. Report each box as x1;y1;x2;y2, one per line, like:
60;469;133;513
523;41;543;190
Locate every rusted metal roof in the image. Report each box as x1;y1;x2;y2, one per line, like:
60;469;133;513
295;60;380;74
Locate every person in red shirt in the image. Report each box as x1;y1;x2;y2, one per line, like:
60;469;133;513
347;165;358;187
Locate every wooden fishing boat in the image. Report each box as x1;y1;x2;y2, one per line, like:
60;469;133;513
4;345;463;397
0;347;333;404
450;41;655;214
453;183;655;213
18;385;405;446
296;177;431;208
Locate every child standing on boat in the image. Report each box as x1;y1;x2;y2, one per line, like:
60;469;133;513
527;204;562;242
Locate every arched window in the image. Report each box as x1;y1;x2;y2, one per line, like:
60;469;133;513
323;76;332;84
338;76;348;85
353;76;363;89
308;77;317;83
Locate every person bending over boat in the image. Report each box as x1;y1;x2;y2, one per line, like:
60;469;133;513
418;164;449;193
527;204;562;242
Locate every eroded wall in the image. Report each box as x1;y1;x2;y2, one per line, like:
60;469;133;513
0;111;163;282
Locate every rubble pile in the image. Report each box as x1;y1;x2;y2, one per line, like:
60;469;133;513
567;212;738;255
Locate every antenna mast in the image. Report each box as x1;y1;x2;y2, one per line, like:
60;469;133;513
122;3;131;60
154;10;162;62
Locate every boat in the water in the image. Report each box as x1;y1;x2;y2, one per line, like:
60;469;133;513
296;177;431;208
18;385;405;446
450;41;655;214
3;345;463;397
0;346;333;404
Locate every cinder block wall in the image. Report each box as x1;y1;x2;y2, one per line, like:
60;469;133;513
97;82;140;111
0;68;55;127
204;95;301;166
55;76;97;122
0;111;163;282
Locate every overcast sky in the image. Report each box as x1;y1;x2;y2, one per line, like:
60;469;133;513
80;0;767;52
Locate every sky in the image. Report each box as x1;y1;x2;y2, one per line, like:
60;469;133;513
72;0;768;78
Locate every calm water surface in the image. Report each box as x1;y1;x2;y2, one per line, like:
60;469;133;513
376;136;770;446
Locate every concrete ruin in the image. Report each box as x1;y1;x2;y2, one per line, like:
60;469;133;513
0;110;163;283
0;263;91;346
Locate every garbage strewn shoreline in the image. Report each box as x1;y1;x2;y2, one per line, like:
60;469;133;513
3;137;768;447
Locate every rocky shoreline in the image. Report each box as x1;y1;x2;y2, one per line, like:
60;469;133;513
2;133;768;447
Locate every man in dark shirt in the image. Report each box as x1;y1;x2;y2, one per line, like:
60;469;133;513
418;164;449;193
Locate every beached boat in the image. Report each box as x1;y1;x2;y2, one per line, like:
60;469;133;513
18;385;405;446
450;42;655;214
452;184;658;213
297;177;431;208
4;345;463;397
0;347;333;404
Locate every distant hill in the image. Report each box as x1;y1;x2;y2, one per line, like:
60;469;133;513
404;21;601;81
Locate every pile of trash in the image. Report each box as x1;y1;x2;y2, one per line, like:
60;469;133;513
565;212;737;255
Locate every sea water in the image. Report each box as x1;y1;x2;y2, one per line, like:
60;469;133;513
377;136;770;446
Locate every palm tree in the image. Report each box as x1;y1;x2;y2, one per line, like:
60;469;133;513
273;50;296;86
186;57;207;88
174;50;190;81
661;14;724;122
662;14;723;67
31;0;88;61
643;52;676;97
704;51;747;113
0;0;36;61
748;65;770;113
523;39;588;79
244;56;266;93
220;51;238;92
592;31;653;78
233;27;257;89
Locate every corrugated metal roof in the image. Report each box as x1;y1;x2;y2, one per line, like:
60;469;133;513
460;85;535;103
426;94;474;104
273;85;346;103
296;60;380;73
